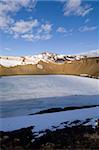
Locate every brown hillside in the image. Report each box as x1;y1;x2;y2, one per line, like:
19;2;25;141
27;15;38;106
0;57;99;77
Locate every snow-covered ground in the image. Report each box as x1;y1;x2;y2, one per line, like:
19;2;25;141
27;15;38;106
0;55;45;67
79;49;99;58
0;52;56;67
0;107;98;132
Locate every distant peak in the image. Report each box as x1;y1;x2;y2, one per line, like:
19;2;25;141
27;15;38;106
41;51;56;55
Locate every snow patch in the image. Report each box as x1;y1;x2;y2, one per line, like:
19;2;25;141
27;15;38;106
37;64;43;69
0;107;99;132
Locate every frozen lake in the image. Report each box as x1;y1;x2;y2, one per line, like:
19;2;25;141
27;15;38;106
0;75;99;118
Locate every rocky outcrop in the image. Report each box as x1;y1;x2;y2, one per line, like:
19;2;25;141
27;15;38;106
0;123;99;150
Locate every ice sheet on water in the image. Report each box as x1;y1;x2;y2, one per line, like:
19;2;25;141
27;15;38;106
0;75;99;118
0;75;99;101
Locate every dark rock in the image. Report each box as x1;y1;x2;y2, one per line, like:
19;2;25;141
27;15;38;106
0;123;99;149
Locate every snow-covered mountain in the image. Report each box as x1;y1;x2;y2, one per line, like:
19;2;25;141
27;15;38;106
78;50;99;58
0;50;99;67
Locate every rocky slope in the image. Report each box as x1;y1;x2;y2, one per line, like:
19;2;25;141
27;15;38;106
0;51;99;77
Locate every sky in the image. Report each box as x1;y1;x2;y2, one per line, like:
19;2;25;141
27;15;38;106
0;0;99;56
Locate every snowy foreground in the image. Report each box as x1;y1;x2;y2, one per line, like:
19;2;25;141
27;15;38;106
0;107;99;134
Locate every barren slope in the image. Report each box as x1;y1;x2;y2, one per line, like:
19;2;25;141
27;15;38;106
0;57;99;77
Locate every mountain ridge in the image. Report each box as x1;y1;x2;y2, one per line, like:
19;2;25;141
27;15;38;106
0;50;99;67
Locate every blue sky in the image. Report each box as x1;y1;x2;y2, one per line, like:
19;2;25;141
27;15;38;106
0;0;99;56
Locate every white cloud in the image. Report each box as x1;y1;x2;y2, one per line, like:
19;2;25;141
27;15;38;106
15;23;53;41
63;0;93;17
85;18;90;23
37;23;52;41
0;0;37;29
57;27;73;36
21;33;52;41
41;24;52;32
37;23;52;34
57;27;67;33
5;47;12;51
21;34;34;41
0;16;14;29
21;33;50;41
40;34;52;40
11;19;39;34
79;25;97;32
0;0;53;41
0;0;36;13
